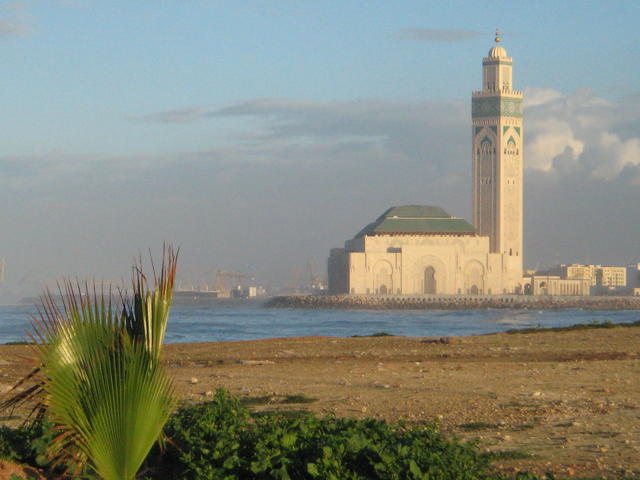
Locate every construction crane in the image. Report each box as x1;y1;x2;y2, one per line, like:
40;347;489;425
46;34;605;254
214;270;247;292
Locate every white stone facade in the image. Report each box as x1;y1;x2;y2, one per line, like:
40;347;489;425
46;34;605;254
328;34;525;296
329;234;522;295
471;33;523;273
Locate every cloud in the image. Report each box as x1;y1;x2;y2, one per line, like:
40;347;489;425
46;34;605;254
4;86;640;300
525;87;640;181
133;106;208;124
526;118;584;171
396;28;482;42
54;0;90;7
0;17;28;36
1;2;27;12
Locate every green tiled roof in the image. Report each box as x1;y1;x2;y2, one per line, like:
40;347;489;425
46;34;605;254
355;205;475;237
381;205;450;218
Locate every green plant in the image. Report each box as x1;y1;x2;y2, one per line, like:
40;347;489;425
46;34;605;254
0;419;55;468
240;394;317;406
351;332;394;338
155;388;492;480
1;246;179;480
506;319;640;335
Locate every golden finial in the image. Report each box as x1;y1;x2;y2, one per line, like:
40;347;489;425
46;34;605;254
495;28;501;43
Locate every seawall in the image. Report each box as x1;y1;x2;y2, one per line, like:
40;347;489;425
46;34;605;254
265;294;640;310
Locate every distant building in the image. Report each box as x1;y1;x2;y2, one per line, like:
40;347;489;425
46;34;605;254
595;266;626;288
530;275;590;296
532;264;628;296
564;264;597;285
328;32;524;296
627;264;640;295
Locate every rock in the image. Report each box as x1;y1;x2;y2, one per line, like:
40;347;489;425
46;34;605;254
190;377;199;384
532;391;543;397
204;390;213;397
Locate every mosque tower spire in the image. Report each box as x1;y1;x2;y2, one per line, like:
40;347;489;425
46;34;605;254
471;30;524;279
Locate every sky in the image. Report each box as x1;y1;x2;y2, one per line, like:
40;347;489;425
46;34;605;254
1;0;639;300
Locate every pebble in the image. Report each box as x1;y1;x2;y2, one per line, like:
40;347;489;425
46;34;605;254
190;377;199;384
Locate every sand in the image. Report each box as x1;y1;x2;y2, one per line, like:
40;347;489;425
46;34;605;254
1;325;639;478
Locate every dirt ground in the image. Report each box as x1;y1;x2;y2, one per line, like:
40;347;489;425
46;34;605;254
1;325;639;478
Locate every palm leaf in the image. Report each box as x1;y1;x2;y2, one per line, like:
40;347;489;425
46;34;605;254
1;245;179;480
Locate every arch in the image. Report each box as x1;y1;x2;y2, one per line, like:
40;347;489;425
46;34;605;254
464;260;485;295
373;260;393;296
539;281;548;296
524;283;532;295
412;255;447;295
424;267;436;294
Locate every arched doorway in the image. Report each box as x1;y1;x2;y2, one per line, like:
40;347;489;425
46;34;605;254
424;267;436;294
464;261;484;295
539;281;548;295
375;265;392;295
524;283;532;295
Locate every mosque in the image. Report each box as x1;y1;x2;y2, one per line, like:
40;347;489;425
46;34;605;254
328;32;525;296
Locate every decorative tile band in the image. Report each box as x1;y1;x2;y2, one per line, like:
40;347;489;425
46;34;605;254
472;96;523;118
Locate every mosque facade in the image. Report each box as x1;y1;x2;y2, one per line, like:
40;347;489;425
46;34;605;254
328;33;524;295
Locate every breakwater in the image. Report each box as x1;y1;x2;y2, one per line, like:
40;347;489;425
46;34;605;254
265;294;640;310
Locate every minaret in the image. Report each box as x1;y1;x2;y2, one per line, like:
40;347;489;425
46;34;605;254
472;29;523;272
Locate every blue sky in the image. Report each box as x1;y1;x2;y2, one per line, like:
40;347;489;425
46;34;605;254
1;0;639;298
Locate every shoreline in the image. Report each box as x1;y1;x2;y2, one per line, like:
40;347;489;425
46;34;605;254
266;294;640;310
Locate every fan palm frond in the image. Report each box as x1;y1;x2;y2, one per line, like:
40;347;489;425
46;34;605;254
1;245;179;480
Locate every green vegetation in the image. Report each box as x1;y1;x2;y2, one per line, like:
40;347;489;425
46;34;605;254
1;247;179;480
351;332;395;338
149;389;492;480
240;394;317;406
506;319;640;335
3;389;640;479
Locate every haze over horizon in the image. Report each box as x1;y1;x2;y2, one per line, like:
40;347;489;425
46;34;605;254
1;1;639;301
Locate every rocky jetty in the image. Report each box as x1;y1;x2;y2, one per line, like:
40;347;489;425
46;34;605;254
265;294;640;310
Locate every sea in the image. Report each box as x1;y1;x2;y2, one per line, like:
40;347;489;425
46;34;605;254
0;300;638;345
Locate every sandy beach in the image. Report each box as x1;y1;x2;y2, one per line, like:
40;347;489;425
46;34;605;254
2;324;639;478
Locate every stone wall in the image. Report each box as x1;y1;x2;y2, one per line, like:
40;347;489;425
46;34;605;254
265;294;640;311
